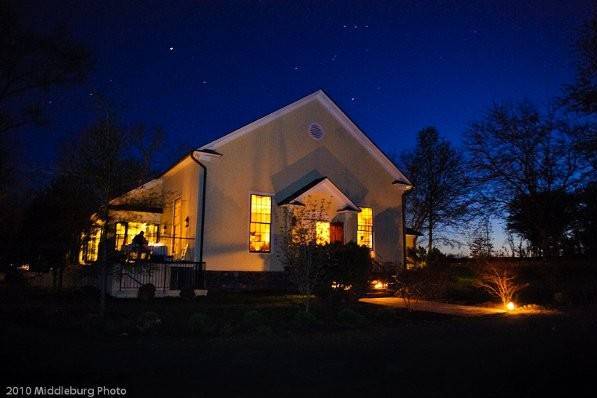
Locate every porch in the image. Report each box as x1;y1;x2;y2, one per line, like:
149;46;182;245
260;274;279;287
111;260;207;298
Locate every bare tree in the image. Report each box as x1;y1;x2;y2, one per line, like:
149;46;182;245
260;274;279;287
474;262;528;307
467;103;588;204
279;198;330;312
467;217;494;258
401;127;471;251
0;2;90;136
466;103;590;256
59;96;162;314
562;14;597;116
504;230;532;258
560;14;597;175
0;1;90;269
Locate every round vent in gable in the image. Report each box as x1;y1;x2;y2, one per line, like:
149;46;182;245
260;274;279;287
308;123;325;140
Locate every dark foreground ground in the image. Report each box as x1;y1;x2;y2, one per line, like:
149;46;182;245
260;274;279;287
2;289;596;397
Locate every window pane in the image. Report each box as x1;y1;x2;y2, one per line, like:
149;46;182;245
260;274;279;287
145;224;159;244
357;207;373;250
316;221;330;245
115;222;160;251
115;222;127;250
80;227;101;263
250;222;271;252
249;194;272;252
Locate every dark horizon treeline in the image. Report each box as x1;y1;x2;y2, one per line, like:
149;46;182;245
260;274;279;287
396;15;596;259
1;4;596;274
401;103;596;258
0;1;164;273
1;0;92;271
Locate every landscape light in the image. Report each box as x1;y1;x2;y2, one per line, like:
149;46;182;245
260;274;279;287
506;301;516;311
371;280;387;290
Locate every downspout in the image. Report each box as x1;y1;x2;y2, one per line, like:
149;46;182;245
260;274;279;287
393;180;413;273
190;151;207;286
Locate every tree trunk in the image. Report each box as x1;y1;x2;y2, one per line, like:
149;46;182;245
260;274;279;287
99;205;110;317
99;227;108;317
427;216;433;253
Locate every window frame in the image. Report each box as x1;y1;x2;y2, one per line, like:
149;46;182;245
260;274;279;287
114;221;161;251
357;206;374;251
248;192;273;253
315;221;331;245
80;227;101;264
115;221;128;250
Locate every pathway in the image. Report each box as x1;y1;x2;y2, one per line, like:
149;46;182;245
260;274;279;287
360;297;544;317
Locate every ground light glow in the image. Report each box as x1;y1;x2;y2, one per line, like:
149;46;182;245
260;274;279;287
371;280;388;290
506;301;516;311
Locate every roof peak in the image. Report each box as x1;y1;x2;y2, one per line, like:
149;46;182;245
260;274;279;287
278;176;360;212
195;90;410;184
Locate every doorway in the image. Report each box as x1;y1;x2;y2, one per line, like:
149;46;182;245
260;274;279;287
330;222;344;243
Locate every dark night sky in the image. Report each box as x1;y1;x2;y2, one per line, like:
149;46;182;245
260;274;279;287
17;0;593;179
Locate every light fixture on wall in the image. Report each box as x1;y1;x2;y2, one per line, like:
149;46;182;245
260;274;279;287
184;216;190;228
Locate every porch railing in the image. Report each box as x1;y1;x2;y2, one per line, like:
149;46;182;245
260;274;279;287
115;236;197;262
115;260;205;294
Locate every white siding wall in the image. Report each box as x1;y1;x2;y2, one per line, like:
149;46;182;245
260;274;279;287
200;100;405;271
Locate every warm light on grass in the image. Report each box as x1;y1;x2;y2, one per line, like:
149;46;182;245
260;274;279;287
506;301;516;311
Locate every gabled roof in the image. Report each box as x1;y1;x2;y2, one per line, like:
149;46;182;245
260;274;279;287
199;90;411;186
278;177;360;212
278;177;327;205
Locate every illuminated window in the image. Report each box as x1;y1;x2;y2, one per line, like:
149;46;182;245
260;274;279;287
316;221;330;245
357;207;373;250
115;222;127;250
128;222;159;244
144;224;159;243
79;227;101;264
249;194;271;252
115;222;160;250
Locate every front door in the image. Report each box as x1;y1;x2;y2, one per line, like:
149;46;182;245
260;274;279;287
330;222;344;244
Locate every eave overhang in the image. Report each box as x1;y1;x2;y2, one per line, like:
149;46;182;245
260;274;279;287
278;177;360;212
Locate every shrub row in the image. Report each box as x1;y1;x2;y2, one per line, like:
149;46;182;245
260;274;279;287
185;307;371;337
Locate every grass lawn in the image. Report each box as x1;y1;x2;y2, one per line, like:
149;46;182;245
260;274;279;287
2;288;596;397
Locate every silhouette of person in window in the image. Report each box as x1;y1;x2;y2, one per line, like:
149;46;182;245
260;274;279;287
132;231;148;246
131;231;149;260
